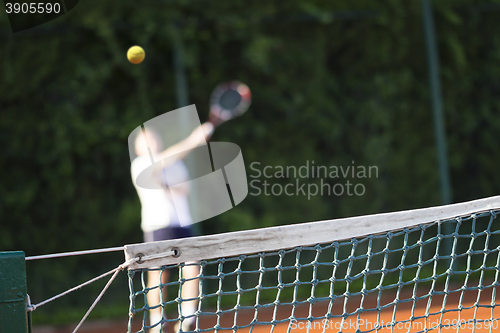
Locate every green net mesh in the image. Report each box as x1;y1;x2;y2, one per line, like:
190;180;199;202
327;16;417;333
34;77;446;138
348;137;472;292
128;210;500;332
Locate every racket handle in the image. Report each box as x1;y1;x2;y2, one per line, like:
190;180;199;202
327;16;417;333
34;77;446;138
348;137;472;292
208;109;223;127
208;113;217;126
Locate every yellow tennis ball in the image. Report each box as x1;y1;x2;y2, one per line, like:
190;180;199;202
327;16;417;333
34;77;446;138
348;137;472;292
127;46;145;64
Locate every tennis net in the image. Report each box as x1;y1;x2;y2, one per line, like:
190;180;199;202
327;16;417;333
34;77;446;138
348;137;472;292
124;196;500;333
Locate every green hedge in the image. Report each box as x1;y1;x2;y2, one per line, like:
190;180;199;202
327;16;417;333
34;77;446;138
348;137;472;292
1;0;500;325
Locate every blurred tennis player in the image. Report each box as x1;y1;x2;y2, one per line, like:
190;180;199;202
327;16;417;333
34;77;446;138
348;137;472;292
131;82;250;332
131;122;213;333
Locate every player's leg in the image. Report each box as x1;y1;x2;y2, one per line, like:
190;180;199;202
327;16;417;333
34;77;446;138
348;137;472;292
147;269;163;332
172;226;199;332
145;229;169;332
178;262;199;331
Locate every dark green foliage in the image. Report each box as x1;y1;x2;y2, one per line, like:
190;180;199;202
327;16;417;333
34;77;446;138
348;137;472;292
1;0;500;325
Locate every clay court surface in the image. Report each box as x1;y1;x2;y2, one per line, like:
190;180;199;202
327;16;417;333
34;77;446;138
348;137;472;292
33;288;499;333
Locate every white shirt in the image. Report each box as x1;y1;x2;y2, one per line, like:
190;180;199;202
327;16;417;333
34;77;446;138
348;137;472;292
131;155;192;232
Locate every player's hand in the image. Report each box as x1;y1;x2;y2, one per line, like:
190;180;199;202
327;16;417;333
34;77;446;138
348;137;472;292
202;122;214;140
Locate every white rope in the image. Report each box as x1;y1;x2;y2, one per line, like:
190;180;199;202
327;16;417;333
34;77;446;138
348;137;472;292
137;249;176;263
26;249;177;332
25;246;125;261
27;265;124;312
71;268;122;333
26;294;33;312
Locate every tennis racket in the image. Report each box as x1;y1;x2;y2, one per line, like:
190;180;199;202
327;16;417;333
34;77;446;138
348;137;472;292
209;81;251;127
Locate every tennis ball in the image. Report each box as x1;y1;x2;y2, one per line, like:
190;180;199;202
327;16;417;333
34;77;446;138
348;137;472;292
127;46;145;64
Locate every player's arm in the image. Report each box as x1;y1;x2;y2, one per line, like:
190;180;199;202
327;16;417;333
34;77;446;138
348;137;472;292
156;122;214;164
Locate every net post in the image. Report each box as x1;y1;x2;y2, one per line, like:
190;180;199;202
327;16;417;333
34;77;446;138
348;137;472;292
0;251;29;333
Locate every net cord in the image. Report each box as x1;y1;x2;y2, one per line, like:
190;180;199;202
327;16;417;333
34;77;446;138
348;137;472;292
25;246;125;261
